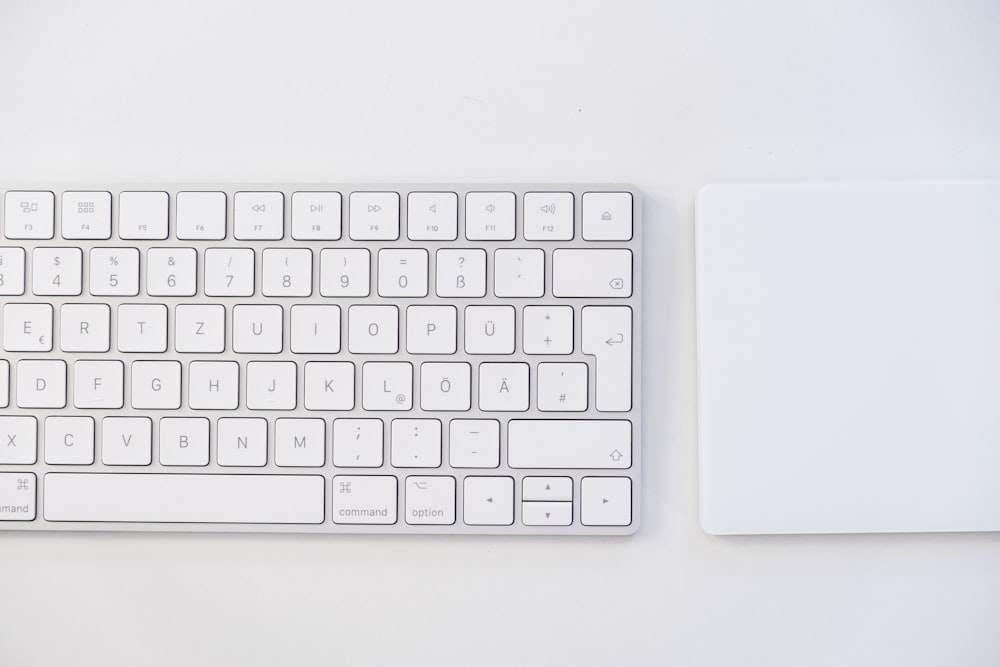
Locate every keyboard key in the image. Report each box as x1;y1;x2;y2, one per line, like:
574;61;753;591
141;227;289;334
274;418;325;468
435;248;486;297
494;249;544;298
537;362;588;412
522;477;573;501
44;474;325;523
89;247;140;296
405;476;455;525
349;191;399;240
348;305;398;354
406;305;456;354
390;419;441;468
303;362;355;411
581;306;632;412
60;304;110;352
448;419;500;468
17;359;66;408
523;305;573;355
217;418;267;466
262;248;312;297
117;304;168;353
4;191;54;239
582;191;632;241
465;191;515;241
521;501;573;527
118;191;168;239
246;362;297;410
507;420;631;469
188;361;239;410
332;475;397;524
463;476;514;526
291;191;342;240
44;416;94;465
0;473;36;521
3;303;53;352
478;362;528;412
464;305;514;354
101;417;152;466
0;247;26;295
204;248;255;297
0;416;37;465
407;192;458;241
176;191;226;240
552;249;632;298
32;247;82;295
581;477;632;526
234;191;284;240
524;192;573;241
131;361;182;409
419;362;471;411
319;248;370;297
331;418;382;467
62;191;111;239
362;362;412;411
175;304;226;353
232;304;283;353
377;248;428;297
0;360;7;408
159;417;210;466
73;360;124;409
290;305;341;353
146;247;197;296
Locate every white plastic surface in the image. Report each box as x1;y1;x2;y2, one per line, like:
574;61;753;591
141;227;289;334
697;180;1000;534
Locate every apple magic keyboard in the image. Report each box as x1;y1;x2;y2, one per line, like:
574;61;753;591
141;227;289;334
0;184;640;534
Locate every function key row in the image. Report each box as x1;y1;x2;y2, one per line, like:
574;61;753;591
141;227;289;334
1;190;633;243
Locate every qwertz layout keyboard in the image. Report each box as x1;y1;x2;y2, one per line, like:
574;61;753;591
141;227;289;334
0;184;640;534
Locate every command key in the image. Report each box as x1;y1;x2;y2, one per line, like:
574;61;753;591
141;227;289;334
0;472;36;520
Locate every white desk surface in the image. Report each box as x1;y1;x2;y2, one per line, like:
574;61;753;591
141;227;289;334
1;1;999;665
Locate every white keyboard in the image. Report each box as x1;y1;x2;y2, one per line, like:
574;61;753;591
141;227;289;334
0;184;641;534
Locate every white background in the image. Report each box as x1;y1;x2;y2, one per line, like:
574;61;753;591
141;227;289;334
1;1;999;665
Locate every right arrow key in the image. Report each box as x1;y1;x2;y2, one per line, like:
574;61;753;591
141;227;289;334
581;477;632;526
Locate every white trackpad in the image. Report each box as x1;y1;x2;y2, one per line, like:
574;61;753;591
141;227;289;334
696;180;1000;534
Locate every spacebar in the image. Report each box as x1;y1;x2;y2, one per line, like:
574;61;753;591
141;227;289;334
44;474;326;524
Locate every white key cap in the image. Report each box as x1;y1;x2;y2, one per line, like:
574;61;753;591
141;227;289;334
290;305;341;353
176;191;226;240
319;248;370;297
246;361;297;410
332;475;397;524
4;190;54;239
74;360;124;409
17;359;66;408
159;417;210;466
44;416;93;465
464;305;515;354
117;304;167;353
537;362;588;412
524;192;574;241
581;306;633;412
175;304;226;353
217;418;267;467
101;417;152;466
0;247;26;295
303;361;355;411
521;501;573;526
275;418;325;467
0;472;35;521
390;419;441;468
522;476;573;501
348;305;398;354
0;416;37;465
377;248;428;297
44;474;324;523
465;191;515;241
188;361;239;410
448;419;500;468
523;305;573;354
131;361;182;409
262;248;312;296
507;420;631;469
407;192;458;241
0;360;7;408
362;362;412;411
583;191;633;241
32;247;82;295
204;248;255;297
60;304;110;352
292;191;342;240
234;191;284;240
232;304;283;353
3;303;52;351
420;362;471;411
405;476;456;525
494;248;545;299
146;247;197;296
463;476;514;526
478;362;529;412
552;249;632;297
89;247;140;296
406;305;456;354
436;248;486;297
581;477;632;526
118;191;168;240
332;418;383;467
349;191;399;240
62;191;111;239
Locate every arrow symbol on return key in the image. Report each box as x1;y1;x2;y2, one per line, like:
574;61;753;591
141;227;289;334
605;333;624;346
